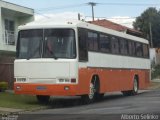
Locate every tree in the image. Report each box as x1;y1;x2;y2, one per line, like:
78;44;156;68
133;7;160;48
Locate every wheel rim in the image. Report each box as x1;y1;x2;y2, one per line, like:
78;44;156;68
134;80;138;92
89;82;95;99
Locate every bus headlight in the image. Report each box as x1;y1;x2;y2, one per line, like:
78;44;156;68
17;78;26;82
16;86;21;90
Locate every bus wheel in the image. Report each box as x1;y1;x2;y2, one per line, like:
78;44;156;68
93;93;104;102
81;79;97;104
36;95;50;104
96;93;104;100
122;78;139;96
132;78;139;95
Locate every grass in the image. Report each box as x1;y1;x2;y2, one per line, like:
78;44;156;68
0;92;47;111
151;65;160;79
148;82;160;90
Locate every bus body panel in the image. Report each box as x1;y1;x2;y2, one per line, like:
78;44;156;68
15;68;150;96
14;59;79;96
77;51;150;95
78;68;150;94
15;60;69;81
14;83;79;96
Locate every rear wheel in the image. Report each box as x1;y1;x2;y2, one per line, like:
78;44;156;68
132;78;138;95
36;95;50;104
122;78;138;96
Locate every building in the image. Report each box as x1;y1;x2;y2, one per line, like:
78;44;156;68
0;0;34;89
150;48;160;66
0;0;34;52
89;19;143;37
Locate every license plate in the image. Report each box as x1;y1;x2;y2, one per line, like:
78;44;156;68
36;86;47;90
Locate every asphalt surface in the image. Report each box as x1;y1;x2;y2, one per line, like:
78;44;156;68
12;90;160;120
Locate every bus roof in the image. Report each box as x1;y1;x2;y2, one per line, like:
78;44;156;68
19;19;148;44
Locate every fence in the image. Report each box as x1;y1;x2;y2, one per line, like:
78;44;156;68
0;57;14;89
4;30;16;45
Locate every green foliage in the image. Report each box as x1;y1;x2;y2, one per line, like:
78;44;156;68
151;65;160;79
0;92;46;110
133;7;160;47
0;82;8;92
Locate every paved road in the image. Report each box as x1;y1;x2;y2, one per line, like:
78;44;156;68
19;90;160;120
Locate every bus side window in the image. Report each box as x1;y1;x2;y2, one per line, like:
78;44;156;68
128;41;132;56
99;34;111;53
120;38;128;55
136;42;143;57
111;36;119;54
88;31;98;51
143;44;149;58
78;28;88;61
128;41;136;56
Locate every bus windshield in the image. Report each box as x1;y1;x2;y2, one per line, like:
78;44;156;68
17;29;76;59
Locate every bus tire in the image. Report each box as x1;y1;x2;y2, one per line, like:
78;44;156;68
131;78;139;95
81;77;98;104
122;77;139;96
96;93;104;101
36;95;50;104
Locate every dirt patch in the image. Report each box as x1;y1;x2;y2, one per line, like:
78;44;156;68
148;82;160;90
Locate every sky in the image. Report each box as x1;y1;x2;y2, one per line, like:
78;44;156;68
3;0;160;28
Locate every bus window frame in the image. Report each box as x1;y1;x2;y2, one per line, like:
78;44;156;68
78;28;88;62
75;27;149;61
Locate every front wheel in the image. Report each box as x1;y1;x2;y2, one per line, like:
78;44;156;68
36;95;50;104
81;81;97;104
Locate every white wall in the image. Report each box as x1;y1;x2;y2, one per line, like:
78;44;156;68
0;1;34;52
150;48;156;65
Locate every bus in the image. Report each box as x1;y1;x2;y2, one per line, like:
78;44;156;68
14;19;150;103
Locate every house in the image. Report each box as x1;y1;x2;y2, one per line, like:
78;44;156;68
89;19;143;38
0;0;34;52
0;0;34;89
150;48;160;66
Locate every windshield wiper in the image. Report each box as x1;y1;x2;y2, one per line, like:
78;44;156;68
27;54;31;60
52;54;58;60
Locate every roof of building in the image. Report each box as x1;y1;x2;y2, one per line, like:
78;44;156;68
0;0;33;10
89;19;143;37
0;0;34;16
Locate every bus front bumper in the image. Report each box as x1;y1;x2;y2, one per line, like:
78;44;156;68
14;83;79;96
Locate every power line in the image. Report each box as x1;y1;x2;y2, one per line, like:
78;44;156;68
36;3;86;12
85;16;137;20
34;2;160;20
98;3;160;6
35;2;160;12
34;11;51;19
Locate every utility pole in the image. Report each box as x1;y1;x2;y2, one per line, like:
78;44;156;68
78;13;81;20
149;22;153;48
88;2;97;21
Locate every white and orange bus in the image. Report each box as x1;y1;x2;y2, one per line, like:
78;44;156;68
14;19;150;103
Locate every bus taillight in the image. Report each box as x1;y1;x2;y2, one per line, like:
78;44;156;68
71;78;76;83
